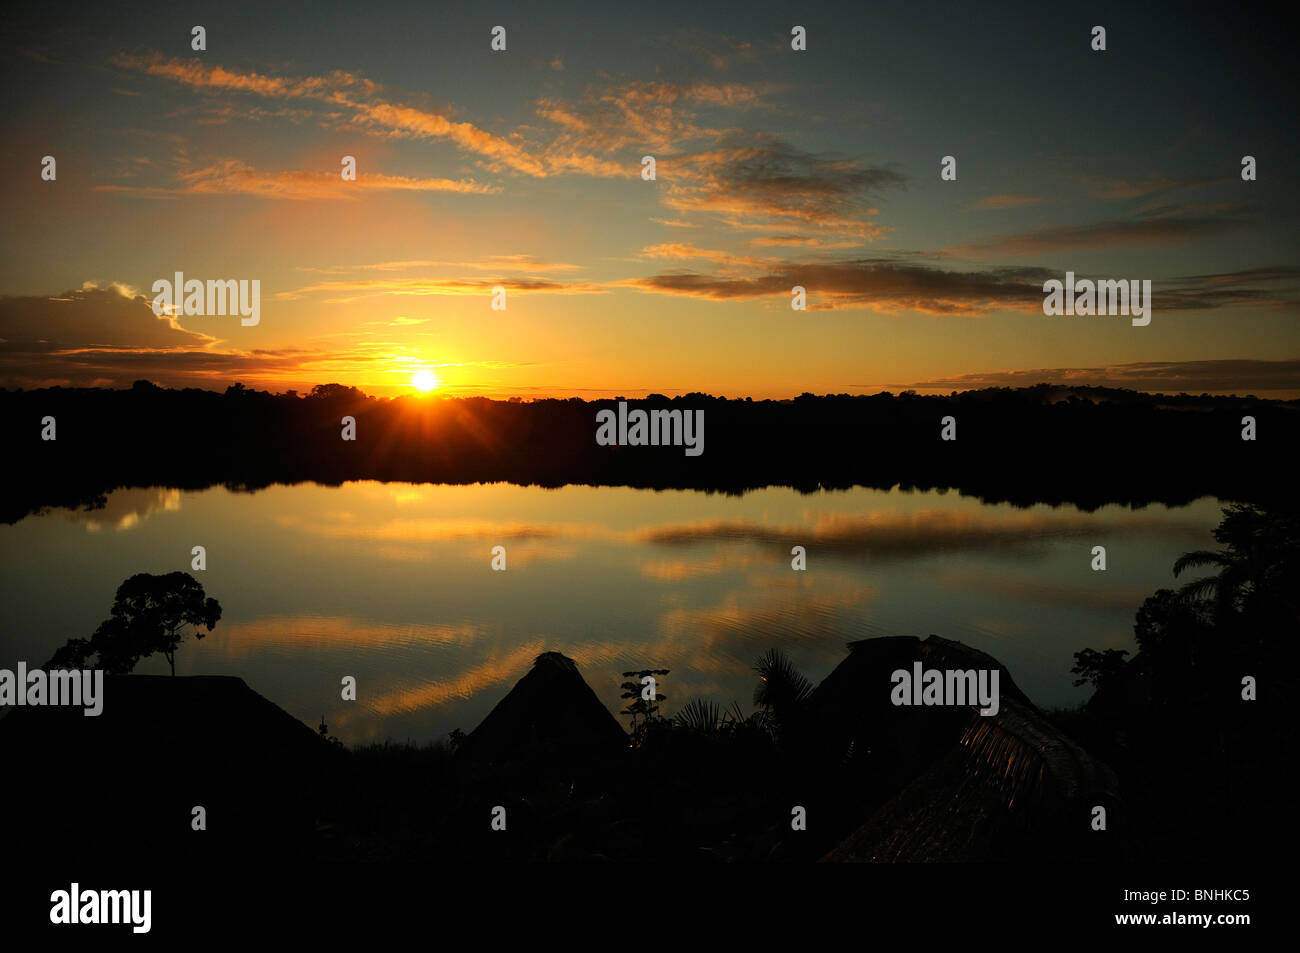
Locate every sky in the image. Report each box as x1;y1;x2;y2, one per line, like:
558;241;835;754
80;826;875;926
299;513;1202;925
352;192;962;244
2;0;1297;398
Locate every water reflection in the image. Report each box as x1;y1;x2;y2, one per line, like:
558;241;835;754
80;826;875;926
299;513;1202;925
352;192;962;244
0;481;1220;744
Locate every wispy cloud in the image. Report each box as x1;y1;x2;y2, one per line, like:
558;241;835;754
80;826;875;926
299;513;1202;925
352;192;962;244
658;136;903;237
947;206;1255;257
635;507;1208;558
96;159;495;200
277;277;605;303
298;255;581;274
110;52;590;177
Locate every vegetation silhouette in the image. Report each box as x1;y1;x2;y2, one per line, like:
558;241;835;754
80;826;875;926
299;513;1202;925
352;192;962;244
44;571;221;675
4;380;1296;523
619;667;668;745
1069;502;1299;860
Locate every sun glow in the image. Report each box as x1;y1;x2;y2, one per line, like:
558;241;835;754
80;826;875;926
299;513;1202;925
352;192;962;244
411;369;439;392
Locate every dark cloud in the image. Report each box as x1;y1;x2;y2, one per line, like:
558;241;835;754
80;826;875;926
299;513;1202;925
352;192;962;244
949;210;1252;257
625;258;1051;313
666;135;905;235
1158;266;1300;313
0;286;214;351
635;509;1207;561
0;286;336;389
902;359;1300;395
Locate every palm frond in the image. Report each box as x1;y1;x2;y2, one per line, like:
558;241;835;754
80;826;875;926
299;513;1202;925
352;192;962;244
1172;551;1229;577
674;697;721;733
753;648;814;710
1174;575;1220;604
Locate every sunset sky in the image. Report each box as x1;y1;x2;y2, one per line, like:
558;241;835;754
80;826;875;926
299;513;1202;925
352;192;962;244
2;0;1297;398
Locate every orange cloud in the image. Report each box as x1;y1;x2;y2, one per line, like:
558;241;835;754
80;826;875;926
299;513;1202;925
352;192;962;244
364;640;547;716
969;194;1043;210
110;52;616;179
96;160;496;200
214;615;489;662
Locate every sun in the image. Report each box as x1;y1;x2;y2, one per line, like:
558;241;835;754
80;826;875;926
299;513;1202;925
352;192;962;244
411;369;439;392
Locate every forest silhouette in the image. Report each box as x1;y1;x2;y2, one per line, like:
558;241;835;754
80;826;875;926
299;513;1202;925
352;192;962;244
3;380;1295;523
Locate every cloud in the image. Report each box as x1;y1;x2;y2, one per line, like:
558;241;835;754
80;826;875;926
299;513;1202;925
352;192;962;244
0;286;215;351
900;358;1300;395
659;136;904;236
108;51;895;241
1157;265;1300;313
531;85;895;238
1071;173;1228;201
273;512;599;544
620;259;1052;313
535;79;759;157
298;256;581;275
639;241;777;269
361;641;549;717
62;488;181;533
648;30;762;71
0;287;411;389
638;550;767;582
0;343;347;391
277;276;605;303
968;193;1042;210
748;235;863;249
635;507;1208;560
949;206;1254;256
110;52;580;178
659;579;874;661
210;615;489;662
110;52;662;180
0;282;583;389
96;159;496;200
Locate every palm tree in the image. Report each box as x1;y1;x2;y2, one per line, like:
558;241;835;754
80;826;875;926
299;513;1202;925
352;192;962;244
1171;548;1248;618
1171;503;1278;620
753;648;813;734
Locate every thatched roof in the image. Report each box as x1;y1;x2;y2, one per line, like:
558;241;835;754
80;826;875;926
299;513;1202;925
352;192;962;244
812;636;1126;862
458;652;627;763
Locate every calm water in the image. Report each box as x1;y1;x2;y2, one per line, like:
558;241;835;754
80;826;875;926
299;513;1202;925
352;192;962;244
0;483;1223;743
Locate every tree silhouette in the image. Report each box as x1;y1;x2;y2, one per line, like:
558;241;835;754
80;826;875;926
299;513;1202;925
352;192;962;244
1172;503;1300;625
1070;647;1129;690
44;572;221;675
108;572;222;675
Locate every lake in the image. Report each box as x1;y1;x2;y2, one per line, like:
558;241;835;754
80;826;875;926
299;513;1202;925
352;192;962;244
0;482;1223;744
